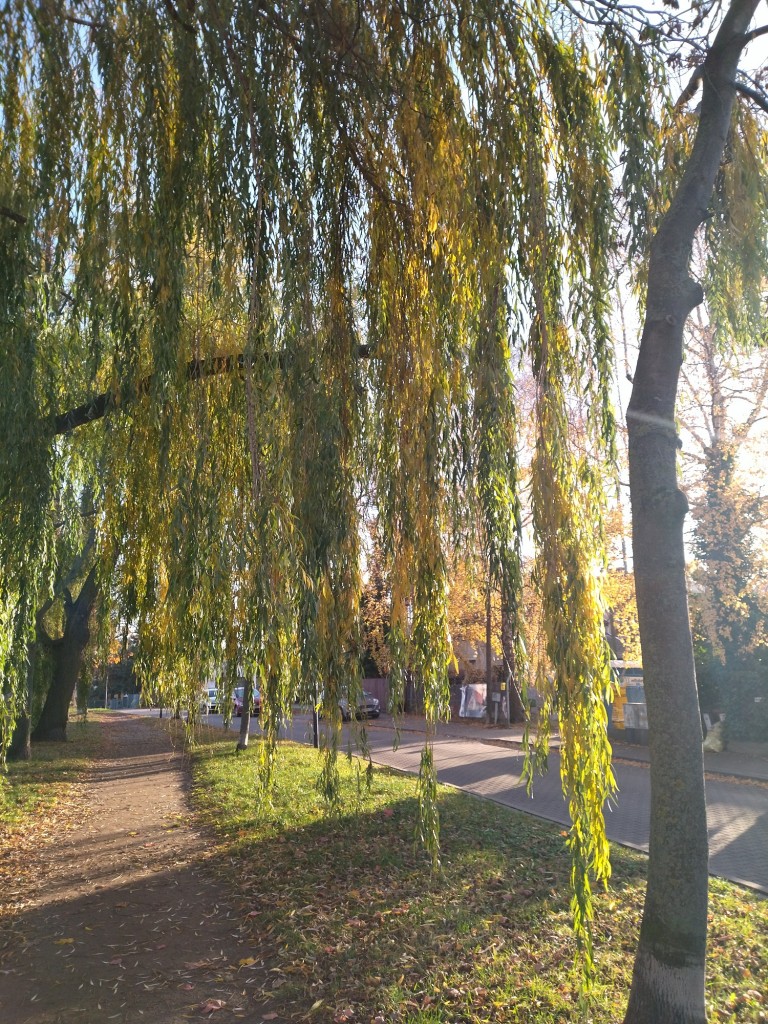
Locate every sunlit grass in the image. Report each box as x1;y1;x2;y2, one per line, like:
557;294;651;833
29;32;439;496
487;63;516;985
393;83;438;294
189;727;768;1024
0;715;102;827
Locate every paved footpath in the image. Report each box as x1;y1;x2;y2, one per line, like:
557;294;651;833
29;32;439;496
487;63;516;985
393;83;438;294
275;713;768;895
1;715;268;1024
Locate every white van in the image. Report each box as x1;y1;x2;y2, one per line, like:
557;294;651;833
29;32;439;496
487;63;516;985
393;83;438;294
201;686;219;714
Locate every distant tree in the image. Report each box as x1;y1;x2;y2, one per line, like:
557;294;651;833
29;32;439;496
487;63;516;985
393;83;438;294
360;525;392;679
604;570;642;664
678;307;768;737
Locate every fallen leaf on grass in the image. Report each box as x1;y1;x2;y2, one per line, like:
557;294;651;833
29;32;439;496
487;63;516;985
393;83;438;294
54;938;74;945
199;998;226;1013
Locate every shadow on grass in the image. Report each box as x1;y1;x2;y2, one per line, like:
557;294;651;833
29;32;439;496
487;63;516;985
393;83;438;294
5;718;765;1024
190;735;655;1023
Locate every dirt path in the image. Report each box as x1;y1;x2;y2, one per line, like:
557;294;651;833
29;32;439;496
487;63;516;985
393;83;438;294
0;714;268;1023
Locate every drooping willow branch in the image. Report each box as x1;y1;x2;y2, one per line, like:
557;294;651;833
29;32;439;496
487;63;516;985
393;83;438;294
52;346;372;436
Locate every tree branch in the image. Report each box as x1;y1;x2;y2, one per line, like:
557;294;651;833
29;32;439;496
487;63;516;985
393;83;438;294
676;65;704;108
53;355;247;434
744;23;768;42
0;204;27;225
162;0;195;34
734;79;768;113
735;361;768;440
61;11;104;29
53;347;371;436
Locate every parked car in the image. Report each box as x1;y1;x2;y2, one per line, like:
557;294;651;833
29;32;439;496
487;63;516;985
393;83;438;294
201;687;219;714
233;685;261;717
338;690;380;721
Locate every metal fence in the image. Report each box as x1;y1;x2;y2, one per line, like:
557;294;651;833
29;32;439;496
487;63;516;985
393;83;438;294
107;694;141;709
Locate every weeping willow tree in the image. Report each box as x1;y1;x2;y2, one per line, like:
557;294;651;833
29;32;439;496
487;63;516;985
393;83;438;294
2;1;767;1020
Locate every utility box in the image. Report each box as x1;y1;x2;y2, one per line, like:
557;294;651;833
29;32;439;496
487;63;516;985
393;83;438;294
608;661;648;744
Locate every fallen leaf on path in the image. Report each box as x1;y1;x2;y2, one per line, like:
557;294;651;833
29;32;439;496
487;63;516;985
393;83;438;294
54;938;74;945
199;998;226;1012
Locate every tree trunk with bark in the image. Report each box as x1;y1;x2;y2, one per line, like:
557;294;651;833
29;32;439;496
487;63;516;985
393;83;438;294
624;2;760;1021
7;644;37;761
8;715;32;760
32;568;99;743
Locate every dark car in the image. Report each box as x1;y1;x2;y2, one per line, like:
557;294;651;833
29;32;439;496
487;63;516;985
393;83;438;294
233;685;261;717
338;690;380;722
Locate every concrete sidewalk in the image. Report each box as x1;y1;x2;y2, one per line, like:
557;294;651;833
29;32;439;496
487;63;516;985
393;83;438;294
368;713;768;783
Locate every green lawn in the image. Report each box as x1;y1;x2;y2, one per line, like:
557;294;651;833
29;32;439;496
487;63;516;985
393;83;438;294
189;728;768;1024
0;716;101;828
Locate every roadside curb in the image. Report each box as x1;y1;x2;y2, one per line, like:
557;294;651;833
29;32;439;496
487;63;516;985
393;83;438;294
362;717;768;785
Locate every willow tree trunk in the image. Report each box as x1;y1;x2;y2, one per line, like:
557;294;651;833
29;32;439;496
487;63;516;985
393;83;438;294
7;644;37;761
624;2;760;1021
32;568;98;743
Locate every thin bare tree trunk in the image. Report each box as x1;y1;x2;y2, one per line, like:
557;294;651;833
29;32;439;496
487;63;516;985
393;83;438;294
485;575;494;724
237;677;253;752
500;597;525;723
